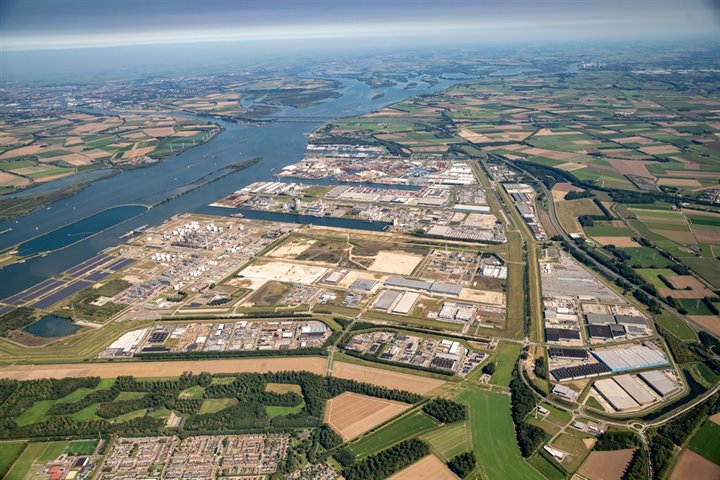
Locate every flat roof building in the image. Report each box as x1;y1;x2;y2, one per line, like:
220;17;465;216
639;370;680;397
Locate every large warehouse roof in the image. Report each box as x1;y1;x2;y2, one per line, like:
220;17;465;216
592;345;668;372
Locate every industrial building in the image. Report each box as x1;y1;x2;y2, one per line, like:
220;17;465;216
374;290;401;311
384;276;463;297
545;327;581;343
552;384;578;401
613;374;657;406
548;347;588;360
592;345;668;372
551;363;609;381
105;328;148;356
639;370;681;397
593;378;640;411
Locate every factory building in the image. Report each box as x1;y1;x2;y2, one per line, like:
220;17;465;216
638;370;681;397
592;345;668;373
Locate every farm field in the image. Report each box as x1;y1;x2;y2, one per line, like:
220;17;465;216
331;361;445;394
670;450;720;480
689;419;720;465
324;392;410;441
555;197;603;235
578;448;635;480
348;410;439;458
420;420;471;462
199;398;238;414
387;454;459;480
456;387;543;480
0;356;329;380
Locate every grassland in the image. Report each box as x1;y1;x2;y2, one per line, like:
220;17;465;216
528;453;567;480
456;387;543;480
65;439;98;456
689;420;720;465
348;410;439;458
420;420;471;462
490;342;522;388
0;441;26;478
266;402;305;419
655;311;696;342
199;398;238;414
6;441;67;480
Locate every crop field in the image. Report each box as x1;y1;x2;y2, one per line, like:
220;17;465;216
0;356;329;380
456;387;543;480
578;449;635;480
331;361;445;394
324;392;410;441
670;450;720;480
387;454;459;480
5;441;67;480
420;420;471;462
348;410;439;458
689;419;720;465
555;197;603;234
265;383;302;394
0;441;26;477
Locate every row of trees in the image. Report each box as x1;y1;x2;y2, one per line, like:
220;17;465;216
509;374;545;457
422;398;467;423
447;452;477;478
341;439;429;480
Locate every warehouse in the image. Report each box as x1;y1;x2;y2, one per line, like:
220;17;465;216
106;328;148;356
585;313;615;325
615;315;648;327
551;363;609;381
588;324;612;340
593;378;639;411
384;276;463;297
592;345;668;372
639;370;681;397
350;278;379;292
545;327;581;343
374;290;401;311
548;347;588;360
552;384;578;401
392;291;420;315
613;374;657;406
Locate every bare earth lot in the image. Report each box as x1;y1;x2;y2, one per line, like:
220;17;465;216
388;454;459;480
578;449;635;480
331;361;445;395
324;392;410;440
0;357;328;380
670;450;720;480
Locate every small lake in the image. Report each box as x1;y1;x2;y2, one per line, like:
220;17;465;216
24;314;80;337
16;204;148;256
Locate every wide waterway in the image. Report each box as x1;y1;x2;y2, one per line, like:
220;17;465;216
0;75;458;298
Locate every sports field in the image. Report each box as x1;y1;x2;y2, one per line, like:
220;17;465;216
348;410;439;458
456;387;543;480
324;392;410;441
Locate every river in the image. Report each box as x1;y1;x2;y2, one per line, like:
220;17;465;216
0;75;458;298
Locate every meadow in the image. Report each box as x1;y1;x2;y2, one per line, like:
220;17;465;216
348;410;439;458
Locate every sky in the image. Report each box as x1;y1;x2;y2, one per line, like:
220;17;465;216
1;0;718;51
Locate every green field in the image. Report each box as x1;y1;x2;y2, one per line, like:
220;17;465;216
584;221;633;237
420;420;471;461
348;410;439;458
6;441;67;480
676;298;715;316
637;269;675;288
266;402;305;419
490;342;521;388
0;442;26;478
620;247;675;268
689;420;720;465
679;257;720;289
528;452;567;480
456;387;543;480
655;311;696;342
65;439;98;456
199;398;238;414
179;385;205;399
